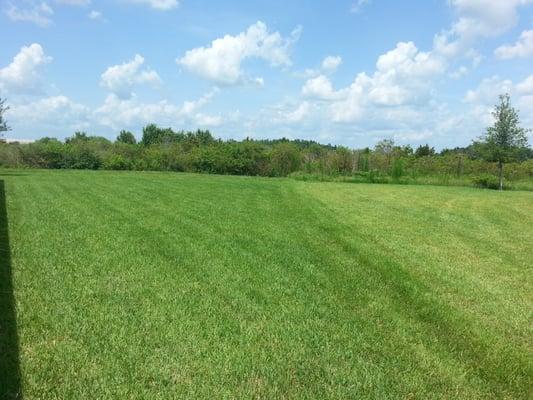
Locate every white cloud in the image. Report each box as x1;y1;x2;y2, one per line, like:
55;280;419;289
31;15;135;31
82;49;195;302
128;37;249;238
495;30;533;59
177;21;301;85
5;0;95;27
256;101;315;127
5;2;54;27
54;0;90;5
283;102;313;123
434;0;533;60
464;76;513;103
350;0;371;13
326;41;446;121
302;75;340;100
279;39;483;146
123;0;179;11
449;65;469;79
88;10;103;20
516;75;533;95
321;56;342;73
329;78;365;123
253;77;265;87
100;55;161;98
0;43;52;95
94;89;220;129
194;113;223;127
7;95;90;129
463;75;533;128
376;41;445;77
296;55;343;79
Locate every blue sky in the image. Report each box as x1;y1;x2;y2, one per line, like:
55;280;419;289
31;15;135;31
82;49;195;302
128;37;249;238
1;0;532;148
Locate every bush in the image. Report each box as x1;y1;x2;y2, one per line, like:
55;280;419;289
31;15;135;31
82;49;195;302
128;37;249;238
472;174;504;190
270;143;302;176
103;154;133;170
64;146;102;170
391;158;405;180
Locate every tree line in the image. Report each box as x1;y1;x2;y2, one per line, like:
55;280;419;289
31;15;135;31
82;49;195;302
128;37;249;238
0;95;531;189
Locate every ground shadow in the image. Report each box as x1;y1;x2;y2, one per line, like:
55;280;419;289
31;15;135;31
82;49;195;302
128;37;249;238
0;174;27;178
0;180;22;399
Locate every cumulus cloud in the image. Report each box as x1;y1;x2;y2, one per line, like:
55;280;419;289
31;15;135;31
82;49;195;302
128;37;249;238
296;55;343;79
177;21;301;85
449;65;469;79
463;76;513;103
516;75;533;94
279;39;483;146
463;75;533;128
123;0;179;10
0;43;52;95
88;10;103;20
326;41;446;122
54;0;90;5
350;0;371;13
495;30;533;59
282;102;313;123
302;75;340;100
94;89;220;129
7;95;90;129
100;55;161;98
5;2;54;27
434;0;533;60
321;56;342;73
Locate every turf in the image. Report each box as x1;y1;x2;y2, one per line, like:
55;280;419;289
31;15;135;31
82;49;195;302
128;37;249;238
0;169;532;399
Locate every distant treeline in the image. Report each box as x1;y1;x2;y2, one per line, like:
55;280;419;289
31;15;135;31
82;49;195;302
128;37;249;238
1;124;532;187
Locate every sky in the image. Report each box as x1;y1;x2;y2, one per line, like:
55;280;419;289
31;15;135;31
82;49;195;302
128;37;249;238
1;0;533;149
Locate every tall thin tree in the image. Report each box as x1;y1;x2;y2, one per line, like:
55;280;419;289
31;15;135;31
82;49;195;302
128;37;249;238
474;94;530;190
0;97;10;143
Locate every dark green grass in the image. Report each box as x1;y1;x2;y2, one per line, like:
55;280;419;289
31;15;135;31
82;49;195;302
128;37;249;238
1;169;532;399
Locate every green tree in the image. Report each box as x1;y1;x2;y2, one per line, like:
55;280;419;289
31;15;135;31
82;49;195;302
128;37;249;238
474;94;530;190
414;144;435;158
374;139;395;173
65;131;89;144
270;142;302;176
0;97;10;142
141;124;180;146
116;130;137;144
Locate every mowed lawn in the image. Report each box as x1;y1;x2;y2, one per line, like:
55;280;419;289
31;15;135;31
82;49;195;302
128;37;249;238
0;169;532;399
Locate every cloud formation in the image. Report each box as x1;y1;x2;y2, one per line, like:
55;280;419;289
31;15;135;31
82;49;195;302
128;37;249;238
5;2;54;27
123;0;179;10
178;21;301;85
0;43;52;94
100;55;162;98
495;30;533;59
94;89;220;129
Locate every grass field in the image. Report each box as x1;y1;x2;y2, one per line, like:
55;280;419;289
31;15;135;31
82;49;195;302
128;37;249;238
1;169;532;399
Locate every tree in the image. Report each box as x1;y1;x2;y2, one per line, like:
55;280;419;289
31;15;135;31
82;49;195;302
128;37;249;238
65;131;89;144
0;97;11;142
474;94;530;190
270;142;302;176
374;139;395;156
415;144;435;158
141;124;180;146
374;139;396;172
116;130;137;144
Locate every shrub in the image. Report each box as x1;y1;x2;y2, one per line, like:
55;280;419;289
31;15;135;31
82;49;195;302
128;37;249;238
472;174;505;190
103;154;133;170
270;143;302;177
391;158;405;180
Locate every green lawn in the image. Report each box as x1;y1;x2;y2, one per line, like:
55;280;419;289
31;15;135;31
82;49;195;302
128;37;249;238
1;169;532;399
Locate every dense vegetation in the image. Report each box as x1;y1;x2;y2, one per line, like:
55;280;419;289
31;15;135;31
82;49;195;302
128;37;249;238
1;94;531;189
1;125;532;189
1;169;531;398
